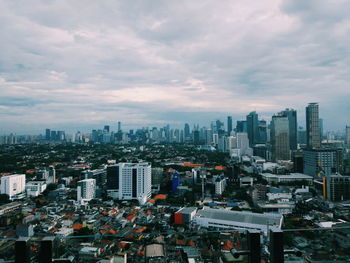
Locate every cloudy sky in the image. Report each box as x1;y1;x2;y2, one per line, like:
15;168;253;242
0;0;349;134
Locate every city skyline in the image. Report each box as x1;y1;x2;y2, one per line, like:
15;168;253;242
1;1;350;133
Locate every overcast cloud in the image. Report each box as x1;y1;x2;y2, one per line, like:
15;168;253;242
0;0;349;134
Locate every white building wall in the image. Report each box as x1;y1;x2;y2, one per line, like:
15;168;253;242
1;174;26;199
118;163;151;205
77;179;96;202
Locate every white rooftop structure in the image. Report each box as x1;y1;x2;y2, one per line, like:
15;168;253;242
261;173;313;184
193;207;283;233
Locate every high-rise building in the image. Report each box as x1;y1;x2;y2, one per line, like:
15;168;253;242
258;120;267;143
205;128;213;145
324;174;350;201
270;115;290;162
77;179;96;203
0;174;26;200
246;111;259;147
50;130;57;141
227;116;233;135
215;176;226;195
184;123;190;140
306;103;321;149
117;121;121;132
45;129;51;141
236;120;247;133
104;125;110;133
106;163;151;205
172;171;180;194
319;118;324;141
235;132;252;156
304;148;338;177
297;127;307;145
57;131;65;141
193;129;200;145
280;109;297;150
345;126;350;146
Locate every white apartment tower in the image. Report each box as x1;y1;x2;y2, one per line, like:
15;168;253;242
77;179;96;203
0;174;26;200
214;176;226;195
106;163;152;205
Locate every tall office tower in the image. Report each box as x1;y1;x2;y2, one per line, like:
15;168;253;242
324;175;350;201
57;131;65;141
193;128;200;145
304;148;338;177
106;163;151;205
215;120;224;132
280;109;297;150
172;171;180;194
50;130;57;141
236;120;247;133
270;114;290;162
227;136;237;150
236;132;252;156
117;121;121;132
184;123;190;140
258;120;267;143
319;118;324;141
45;129;51;141
77;179;96;203
346;126;350;146
205;128;213;145
246;111;259;147
298;127;307;145
218;136;227;152
0;174;26;200
104;125;110;133
306;103;321;149
227;116;233;135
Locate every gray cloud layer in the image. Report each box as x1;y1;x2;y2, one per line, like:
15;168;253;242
0;0;349;133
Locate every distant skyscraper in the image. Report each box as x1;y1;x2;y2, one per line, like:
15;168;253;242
227;116;233;135
50;130;57;141
346;126;350;146
280;109;297;151
193;128;200;145
258;120;267;143
104;125;110;133
205;128;213;145
246;111;259;147
118;121;121;132
236;120;247;133
270;114;290;162
319;118;324;141
184;123;190;139
45;129;51;141
306;103;321;149
297;126;307;145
